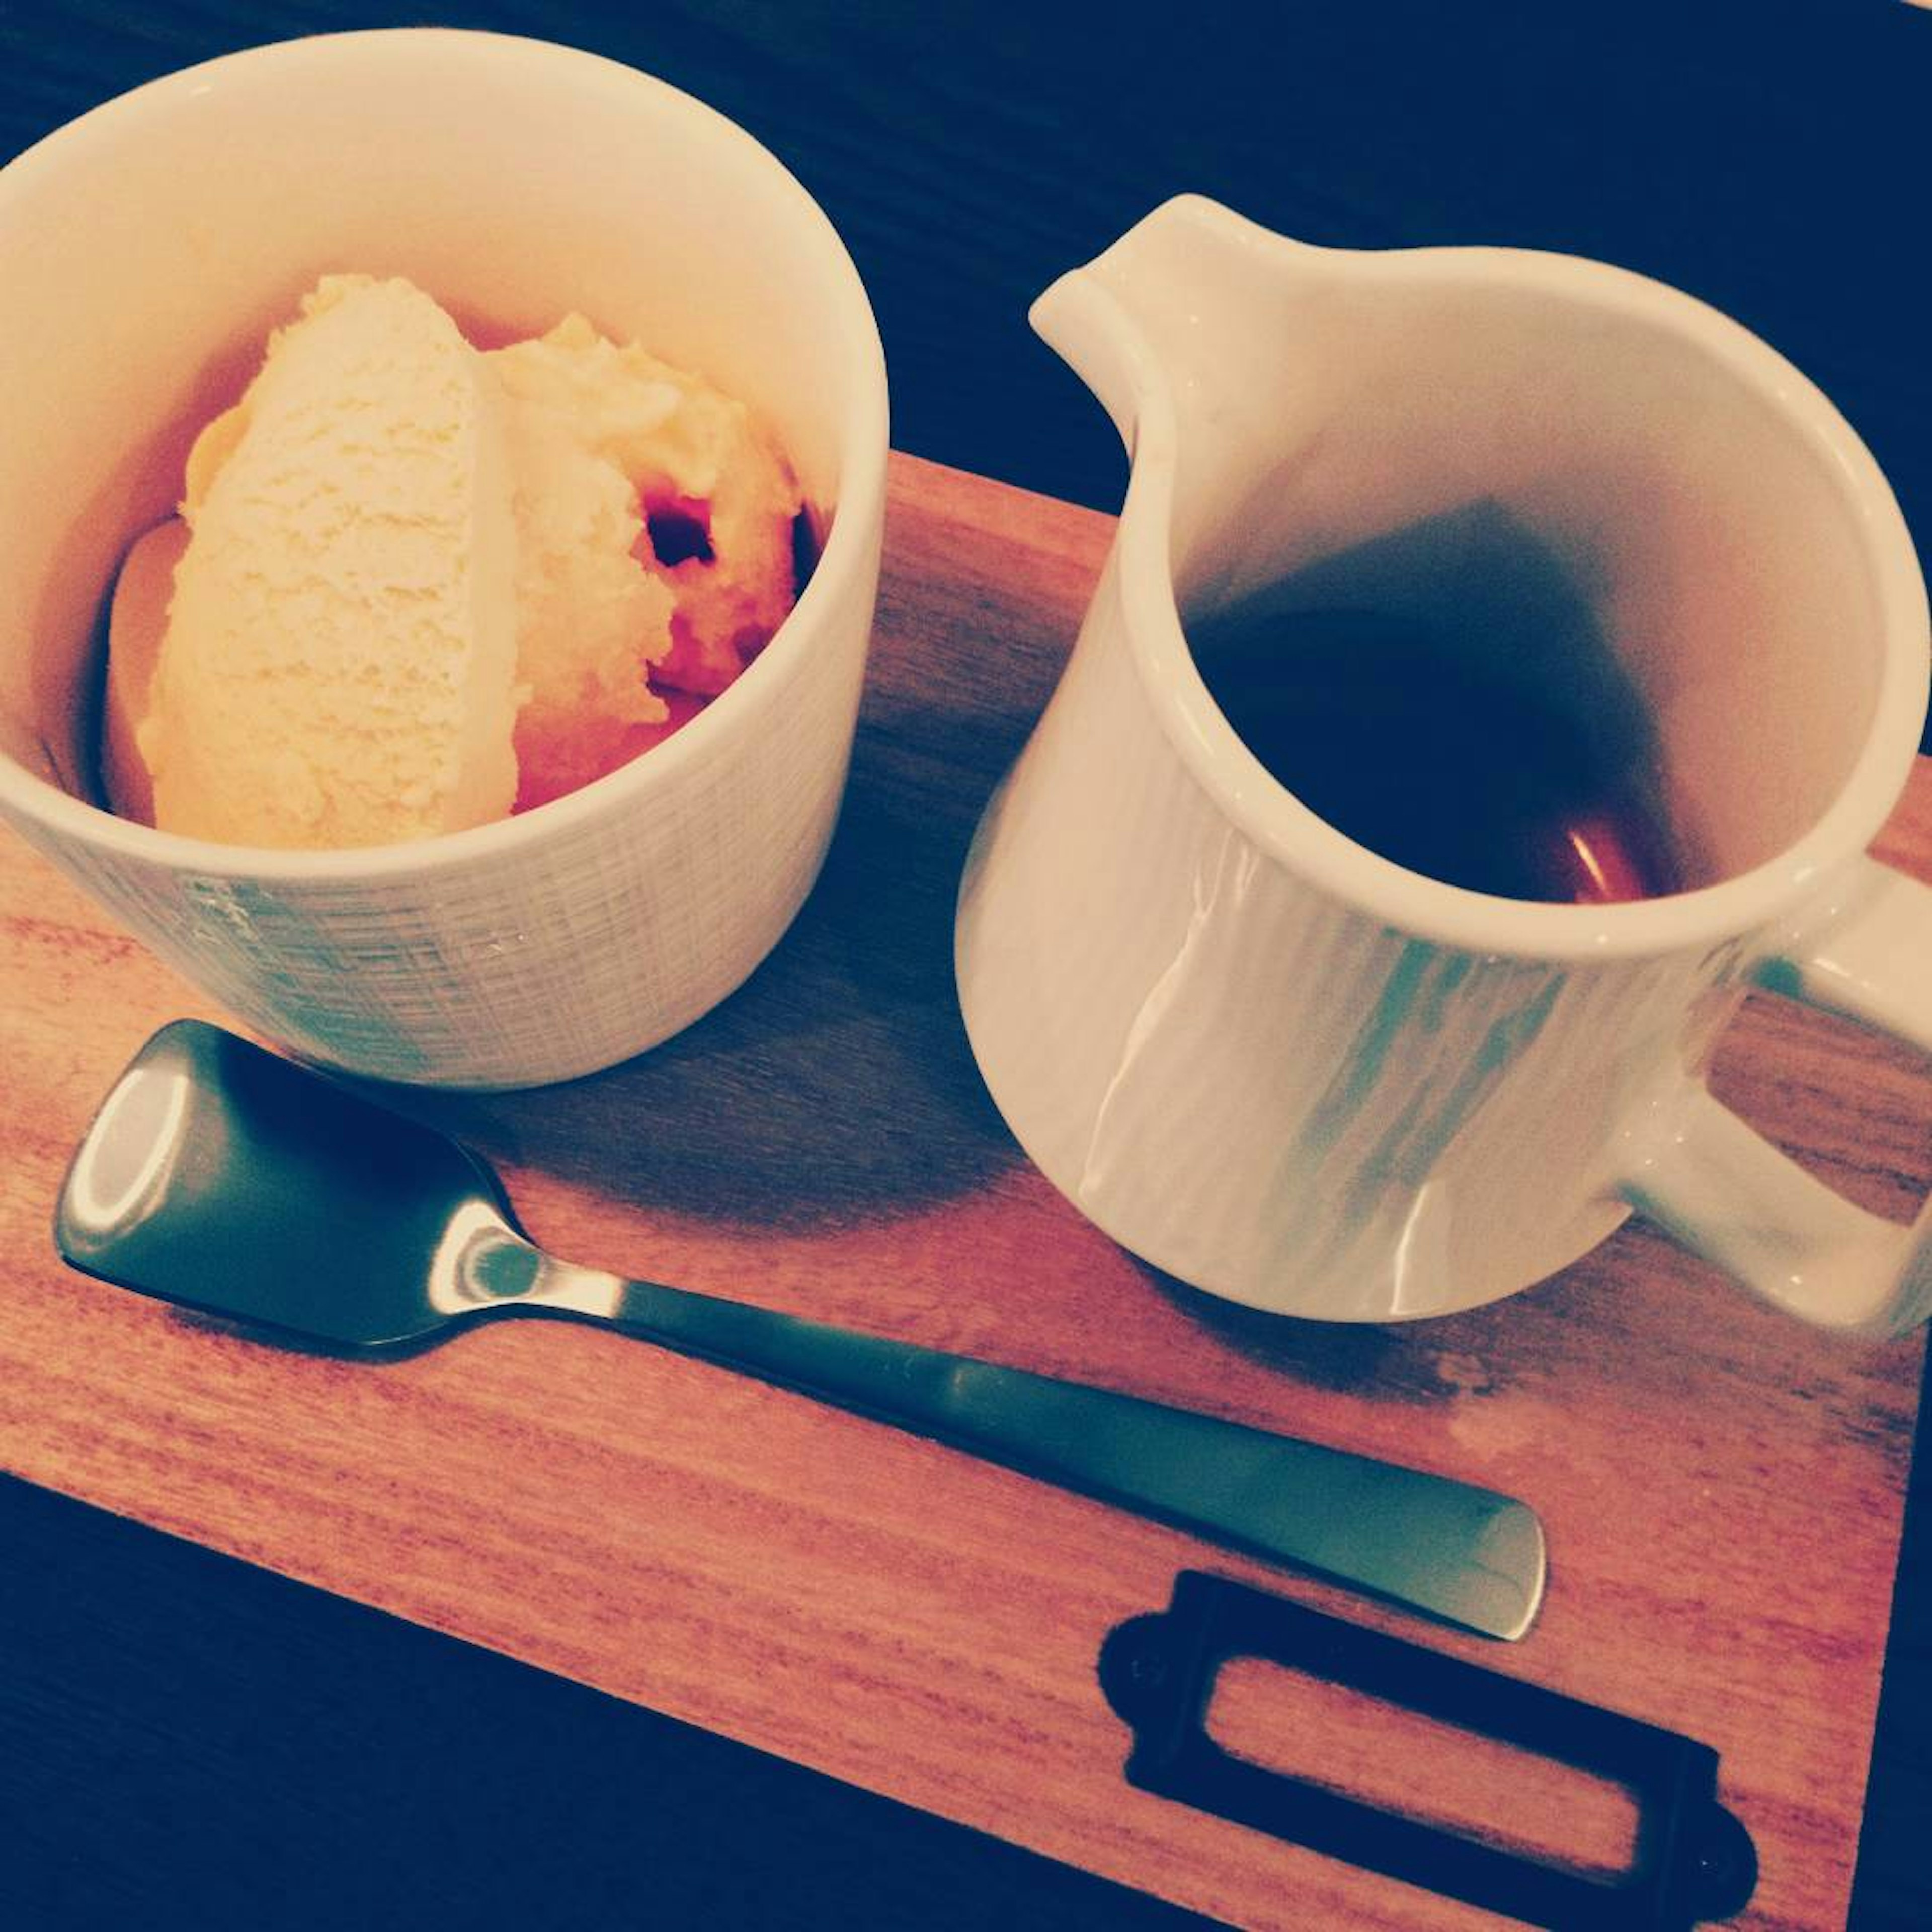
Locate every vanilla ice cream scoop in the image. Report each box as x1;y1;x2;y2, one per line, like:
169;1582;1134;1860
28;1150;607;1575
490;315;799;698
487;314;800;797
138;276;521;847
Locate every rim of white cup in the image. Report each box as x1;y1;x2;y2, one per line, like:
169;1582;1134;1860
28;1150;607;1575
0;29;890;880
1096;197;1930;964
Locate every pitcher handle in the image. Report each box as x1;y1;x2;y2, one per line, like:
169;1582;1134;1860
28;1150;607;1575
1617;857;1932;1337
1752;856;1932;1046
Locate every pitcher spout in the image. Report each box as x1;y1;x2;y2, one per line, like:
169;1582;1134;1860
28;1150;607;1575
1030;196;1337;587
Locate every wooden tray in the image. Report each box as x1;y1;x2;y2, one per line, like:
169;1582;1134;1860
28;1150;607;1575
3;453;1926;1931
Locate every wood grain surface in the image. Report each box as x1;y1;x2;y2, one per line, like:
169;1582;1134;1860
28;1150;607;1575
2;453;1927;1931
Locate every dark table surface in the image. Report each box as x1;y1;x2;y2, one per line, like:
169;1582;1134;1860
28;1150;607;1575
3;4;1928;1927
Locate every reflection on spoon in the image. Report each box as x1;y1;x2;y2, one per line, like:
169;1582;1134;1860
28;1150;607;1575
100;516;186;826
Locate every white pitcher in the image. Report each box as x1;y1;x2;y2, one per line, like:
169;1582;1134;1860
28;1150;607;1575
955;195;1932;1332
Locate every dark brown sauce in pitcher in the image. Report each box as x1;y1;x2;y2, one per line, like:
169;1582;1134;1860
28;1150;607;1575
1187;604;1685;905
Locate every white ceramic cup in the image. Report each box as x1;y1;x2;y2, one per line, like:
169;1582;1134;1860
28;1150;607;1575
955;196;1932;1335
0;30;887;1089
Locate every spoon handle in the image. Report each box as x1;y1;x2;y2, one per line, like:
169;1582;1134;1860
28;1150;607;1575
535;1267;1545;1640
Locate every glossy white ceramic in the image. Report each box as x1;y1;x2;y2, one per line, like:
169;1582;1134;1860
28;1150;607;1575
956;195;1932;1332
0;30;887;1088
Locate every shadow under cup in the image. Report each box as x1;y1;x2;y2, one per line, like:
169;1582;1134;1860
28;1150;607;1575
1174;261;1905;900
0;31;889;1089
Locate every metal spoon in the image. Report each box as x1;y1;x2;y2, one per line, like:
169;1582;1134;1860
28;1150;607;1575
53;1020;1546;1640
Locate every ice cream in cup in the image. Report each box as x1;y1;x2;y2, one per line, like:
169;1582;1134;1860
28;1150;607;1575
0;29;888;1088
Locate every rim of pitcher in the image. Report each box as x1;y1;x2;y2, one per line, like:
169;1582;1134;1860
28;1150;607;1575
1104;214;1929;963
